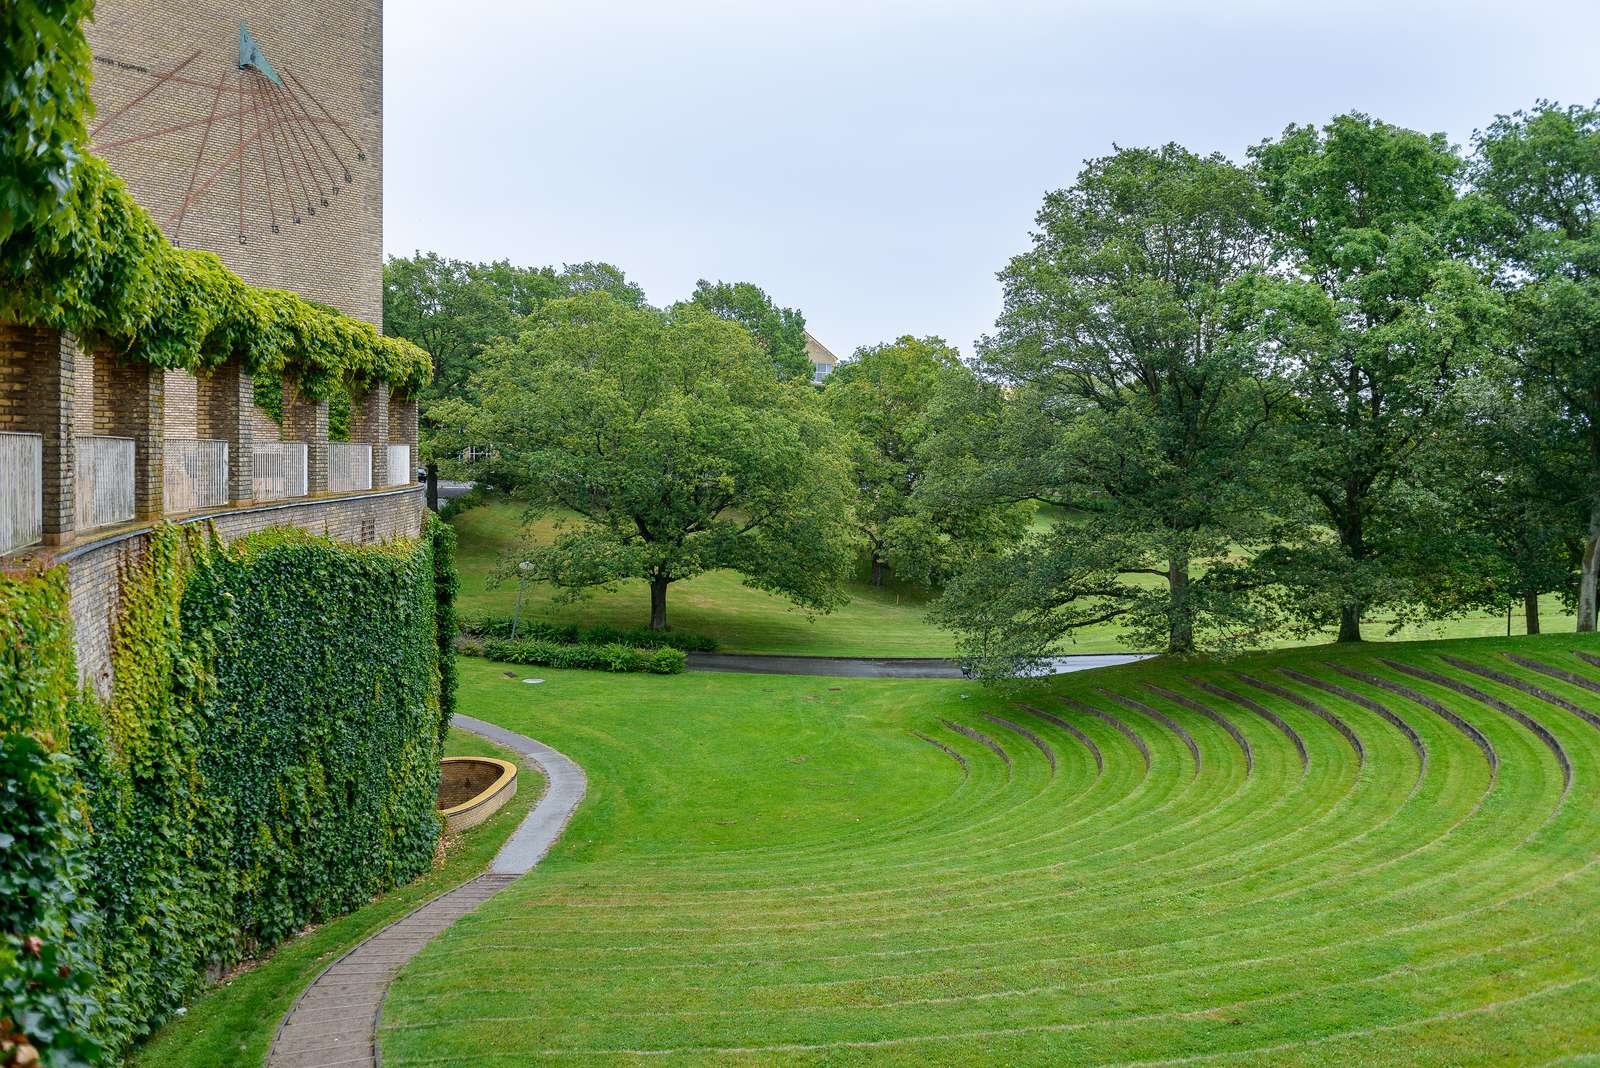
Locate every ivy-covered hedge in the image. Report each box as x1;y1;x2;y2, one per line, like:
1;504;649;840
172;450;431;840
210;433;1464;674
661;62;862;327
0;2;430;401
0;569;101;1068
457;613;718;652
473;636;687;675
0;515;458;1063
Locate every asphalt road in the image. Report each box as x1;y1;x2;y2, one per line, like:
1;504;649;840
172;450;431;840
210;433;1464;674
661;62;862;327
684;652;1152;679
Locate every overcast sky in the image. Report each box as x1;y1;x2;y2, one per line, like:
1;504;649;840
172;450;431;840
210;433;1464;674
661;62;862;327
384;0;1600;360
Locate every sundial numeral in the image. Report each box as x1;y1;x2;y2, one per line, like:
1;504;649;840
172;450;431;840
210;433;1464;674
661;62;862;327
239;233;248;245
320;196;329;207
271;223;280;234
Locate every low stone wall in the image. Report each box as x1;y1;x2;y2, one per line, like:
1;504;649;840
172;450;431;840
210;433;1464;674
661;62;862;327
27;484;425;695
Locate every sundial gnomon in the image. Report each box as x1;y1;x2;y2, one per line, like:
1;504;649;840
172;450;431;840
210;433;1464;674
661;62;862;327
90;23;370;248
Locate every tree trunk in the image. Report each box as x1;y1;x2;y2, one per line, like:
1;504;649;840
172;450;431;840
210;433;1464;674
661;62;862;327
1524;591;1541;635
1337;603;1363;643
1337;501;1364;643
870;557;886;588
1167;556;1194;655
425;462;439;512
1579;505;1600;632
650;576;669;632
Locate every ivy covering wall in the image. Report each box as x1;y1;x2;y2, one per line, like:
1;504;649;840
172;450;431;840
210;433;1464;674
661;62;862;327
0;516;458;1064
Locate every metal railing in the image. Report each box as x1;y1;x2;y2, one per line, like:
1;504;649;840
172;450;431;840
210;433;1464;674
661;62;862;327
163;439;229;514
385;443;413;486
75;435;135;531
252;442;308;501
329;442;373;493
0;431;43;554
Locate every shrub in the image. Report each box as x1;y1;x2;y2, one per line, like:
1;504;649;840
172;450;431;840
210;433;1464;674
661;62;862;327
477;636;683;674
457;613;716;652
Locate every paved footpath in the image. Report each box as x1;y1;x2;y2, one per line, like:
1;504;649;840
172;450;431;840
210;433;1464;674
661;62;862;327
265;715;585;1068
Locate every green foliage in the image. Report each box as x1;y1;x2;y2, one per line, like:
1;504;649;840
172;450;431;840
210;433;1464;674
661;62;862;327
464;292;856;632
938;144;1287;665
475;637;686;674
0;524;455;1061
429;514;461;731
0;0;94;246
384;252;646;413
1470;100;1600;630
457;613;718;651
689;279;811;380
0;569;104;1068
823;336;1028;590
1243;113;1504;640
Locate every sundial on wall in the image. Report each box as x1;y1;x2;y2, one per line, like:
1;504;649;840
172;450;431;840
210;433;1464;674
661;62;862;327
90;22;369;248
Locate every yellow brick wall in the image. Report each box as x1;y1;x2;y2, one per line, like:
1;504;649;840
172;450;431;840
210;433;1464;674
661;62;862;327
84;0;383;326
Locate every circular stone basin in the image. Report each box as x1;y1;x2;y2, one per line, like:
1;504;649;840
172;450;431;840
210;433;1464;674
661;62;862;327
437;757;518;834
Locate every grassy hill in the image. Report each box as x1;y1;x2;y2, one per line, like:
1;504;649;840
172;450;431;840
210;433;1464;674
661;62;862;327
450;499;1578;657
383;633;1600;1064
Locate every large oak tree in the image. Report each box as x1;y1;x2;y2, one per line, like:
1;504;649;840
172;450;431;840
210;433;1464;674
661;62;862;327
463;292;855;631
935;144;1287;667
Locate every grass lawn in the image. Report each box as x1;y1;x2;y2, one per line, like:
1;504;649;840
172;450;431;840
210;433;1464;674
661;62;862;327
383;637;1600;1064
131;727;542;1068
452;499;1580;657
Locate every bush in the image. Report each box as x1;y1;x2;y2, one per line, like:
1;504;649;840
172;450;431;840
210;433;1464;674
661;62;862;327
476;636;685;674
457;613;716;652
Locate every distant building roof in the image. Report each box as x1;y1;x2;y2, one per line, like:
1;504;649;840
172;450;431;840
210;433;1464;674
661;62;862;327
803;331;838;367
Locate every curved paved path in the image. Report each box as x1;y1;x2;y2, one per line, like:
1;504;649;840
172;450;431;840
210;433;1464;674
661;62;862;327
685;651;1151;678
265;716;584;1068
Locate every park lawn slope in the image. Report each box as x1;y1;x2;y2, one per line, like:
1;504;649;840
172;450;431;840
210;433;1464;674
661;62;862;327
384;635;1600;1065
451;499;1577;658
131;728;542;1068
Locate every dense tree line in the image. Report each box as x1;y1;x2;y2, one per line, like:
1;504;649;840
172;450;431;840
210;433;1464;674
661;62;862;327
387;99;1598;652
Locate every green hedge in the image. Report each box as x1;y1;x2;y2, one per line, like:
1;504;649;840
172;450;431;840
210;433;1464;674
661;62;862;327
475;637;686;675
0;517;458;1063
457;613;717;652
0;568;102;1068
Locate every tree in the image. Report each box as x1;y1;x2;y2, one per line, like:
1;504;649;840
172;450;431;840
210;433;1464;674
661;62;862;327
1471;101;1600;631
465;292;856;630
690;279;811;380
934;144;1287;667
384;253;646;404
823;336;1027;588
1245;114;1503;641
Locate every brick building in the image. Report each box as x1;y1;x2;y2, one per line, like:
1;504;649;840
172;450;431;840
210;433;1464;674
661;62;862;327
0;0;424;693
85;0;384;324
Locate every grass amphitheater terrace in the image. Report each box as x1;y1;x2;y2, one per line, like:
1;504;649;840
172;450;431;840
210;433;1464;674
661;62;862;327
362;634;1600;1066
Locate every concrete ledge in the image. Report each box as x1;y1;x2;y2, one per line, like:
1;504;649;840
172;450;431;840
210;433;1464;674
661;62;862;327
1;482;424;571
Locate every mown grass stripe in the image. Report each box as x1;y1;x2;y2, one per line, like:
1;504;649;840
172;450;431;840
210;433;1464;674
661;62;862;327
984;713;1057;773
1444;655;1600;733
1060;696;1150;774
1017;702;1103;773
1382;658;1571;791
1099;690;1203;776
1231;672;1363;764
1329;662;1498;774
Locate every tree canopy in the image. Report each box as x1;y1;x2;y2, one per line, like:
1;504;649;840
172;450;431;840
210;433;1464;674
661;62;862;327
690;279;812;381
823;336;1027;590
463;292;855;630
933;144;1288;666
